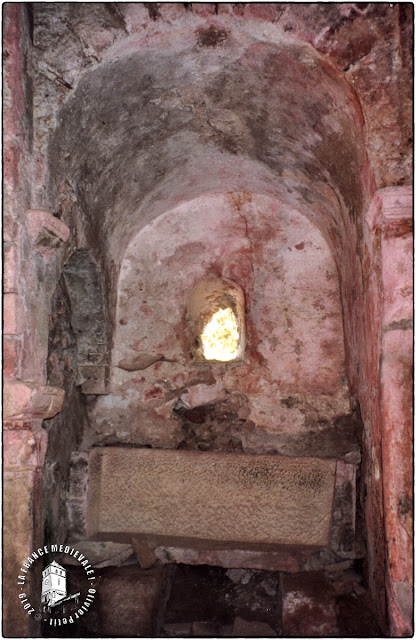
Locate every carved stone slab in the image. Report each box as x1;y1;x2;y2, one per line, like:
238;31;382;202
87;448;338;549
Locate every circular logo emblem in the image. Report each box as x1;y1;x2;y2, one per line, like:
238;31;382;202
17;544;97;627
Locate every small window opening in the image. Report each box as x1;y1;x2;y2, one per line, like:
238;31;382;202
188;276;245;363
201;307;239;361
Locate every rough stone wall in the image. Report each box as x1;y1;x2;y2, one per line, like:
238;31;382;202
42;275;87;546
61;250;110;394
3;5;92;635
4;6;43;637
35;562;382;638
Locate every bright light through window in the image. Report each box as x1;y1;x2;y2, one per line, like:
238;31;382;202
201;307;239;361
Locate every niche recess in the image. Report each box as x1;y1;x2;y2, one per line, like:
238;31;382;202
188;276;245;363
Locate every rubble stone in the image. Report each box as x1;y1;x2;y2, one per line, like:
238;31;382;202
232;616;277;637
282;573;339;637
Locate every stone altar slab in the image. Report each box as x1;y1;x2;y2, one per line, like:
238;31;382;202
87;448;338;549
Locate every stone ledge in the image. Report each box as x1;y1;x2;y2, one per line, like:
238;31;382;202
366;186;413;234
25;209;70;255
3;380;65;420
153;545;344;573
63;541;134;567
87;448;339;549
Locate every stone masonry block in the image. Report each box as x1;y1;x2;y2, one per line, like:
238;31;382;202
78;364;108;380
3;335;21;379
4;429;48;469
25;208;70;255
87;449;337;548
3;211;18;243
381;232;413;327
68;452;89;501
4;292;24;335
153;545;344;573
154;545;319;573
131;537;158;569
78;345;107;365
366;186;412;233
64;541;133;568
81;378;109;395
4;243;18;292
3;380;65;420
3;469;39;637
232;617;277;637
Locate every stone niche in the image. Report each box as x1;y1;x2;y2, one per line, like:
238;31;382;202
90;192;355;459
77;191;360;568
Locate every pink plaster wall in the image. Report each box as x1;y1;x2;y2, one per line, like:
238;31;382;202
90;193;350;455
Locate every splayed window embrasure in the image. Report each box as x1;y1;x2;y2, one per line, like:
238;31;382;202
188;276;245;363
